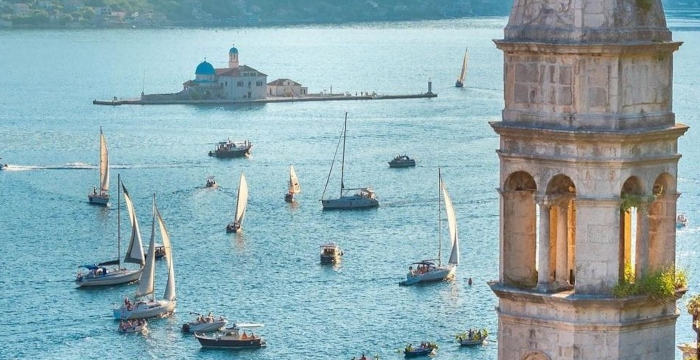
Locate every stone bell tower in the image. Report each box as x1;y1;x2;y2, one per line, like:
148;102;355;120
490;0;686;359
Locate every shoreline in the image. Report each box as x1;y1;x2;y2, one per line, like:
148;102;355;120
93;93;438;106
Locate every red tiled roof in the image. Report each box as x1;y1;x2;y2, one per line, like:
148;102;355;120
267;78;301;86
215;65;267;77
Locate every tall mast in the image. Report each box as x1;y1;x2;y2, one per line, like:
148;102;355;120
117;173;121;268
438;168;442;266
99;127;103;188
340;112;347;197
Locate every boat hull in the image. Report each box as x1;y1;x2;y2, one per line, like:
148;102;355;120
320;254;340;264
284;193;294;203
208;147;252;158
389;160;416;168
404;348;434;357
88;193;110;206
195;334;266;349
399;266;455;286
455;81;463;88
459;337;487;346
76;268;141;287
113;299;176;320
182;320;227;333
322;196;378;210
226;223;241;233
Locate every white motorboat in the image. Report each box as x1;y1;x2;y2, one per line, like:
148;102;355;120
285;165;301;203
320;243;343;264
455;47;469;88
88;127;110;206
76;176;145;288
206;176;217;188
182;313;227;333
113;195;176;320
118;319;148;334
321;113;379;210
400;169;460;286
226;173;248;233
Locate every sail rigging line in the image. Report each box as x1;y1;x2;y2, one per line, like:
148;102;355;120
438;168;442;267
340;112;347;196
117;174;121;269
321;120;346;200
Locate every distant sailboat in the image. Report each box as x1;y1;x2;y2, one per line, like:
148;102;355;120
455;48;469;88
321;113;379;210
285;165;301;203
76;176;145;287
400;169;460;286
227;173;248;233
113;195;176;320
89;127;110;205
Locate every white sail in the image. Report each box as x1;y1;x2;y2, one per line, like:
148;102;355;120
289;165;301;194
458;49;469;84
122;183;145;265
99;128;109;192
136;201;156;298
156;204;175;301
235;173;248;225
442;179;460;266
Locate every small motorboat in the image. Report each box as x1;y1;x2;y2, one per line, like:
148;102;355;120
388;155;416;168
320;243;343;264
456;329;488;346
205;176;218;188
195;323;266;349
677;214;688;228
145;243;166;260
182;312;227;333
0;158;7;170
403;342;438;358
118;319;148;334
208;139;252;158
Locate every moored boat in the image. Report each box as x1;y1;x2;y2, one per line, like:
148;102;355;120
118;319;148;334
76;176;145;288
399;169;460;286
88;127;110;206
403;342;438;358
208;139;252;158
320;243;343;264
321;113;379;210
388;155;416;168
195;323;266;349
285;165;301;203
182;312;227;333
226;173;248;233
113;195;177;320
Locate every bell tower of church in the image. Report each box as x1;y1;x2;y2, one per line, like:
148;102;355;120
490;0;686;359
228;44;239;69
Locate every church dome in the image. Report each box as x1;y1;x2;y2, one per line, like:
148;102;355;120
195;61;215;75
229;46;238;54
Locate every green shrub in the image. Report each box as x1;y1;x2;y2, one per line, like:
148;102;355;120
612;265;686;300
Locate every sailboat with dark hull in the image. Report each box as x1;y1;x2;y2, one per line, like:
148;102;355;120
321;113;378;210
88;127;110;206
227;173;248;233
455;48;469;88
285;165;301;203
76;176;145;287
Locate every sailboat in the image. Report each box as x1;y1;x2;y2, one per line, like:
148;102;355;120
227;173;248;233
113;195;176;320
321;113;379;210
400;169;460;286
76;176;145;287
285;165;301;203
88;127;110;206
455;48;469;88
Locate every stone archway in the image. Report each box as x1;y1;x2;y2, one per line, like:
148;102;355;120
620;176;645;280
522;351;551;360
649;173;677;271
545;174;576;289
502;171;537;288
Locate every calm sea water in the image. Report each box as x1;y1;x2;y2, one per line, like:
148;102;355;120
0;16;699;359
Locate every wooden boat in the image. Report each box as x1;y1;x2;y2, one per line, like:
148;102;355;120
76;176;145;287
195;323;266;349
285;165;301;203
456;329;488;346
320;243;343;264
208;139;252;158
321;113;379;210
399;169;460;286
113;195;177;320
182;313;227;333
455;48;469;88
403;342;437;357
677;213;688;228
88;127;110;206
226;173;248;233
388;155;416;168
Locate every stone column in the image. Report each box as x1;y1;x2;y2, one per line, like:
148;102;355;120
636;203;650;279
555;201;569;288
537;200;551;291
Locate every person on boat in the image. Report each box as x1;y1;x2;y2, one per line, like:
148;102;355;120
360;354;367;360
